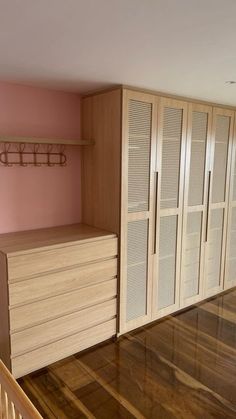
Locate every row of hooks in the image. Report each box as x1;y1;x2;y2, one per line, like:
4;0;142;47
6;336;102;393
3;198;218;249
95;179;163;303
0;143;67;167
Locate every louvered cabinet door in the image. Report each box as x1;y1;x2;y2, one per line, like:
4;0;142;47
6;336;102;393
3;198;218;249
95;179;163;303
119;90;157;334
180;104;212;308
152;98;188;319
224;112;236;290
204;108;234;297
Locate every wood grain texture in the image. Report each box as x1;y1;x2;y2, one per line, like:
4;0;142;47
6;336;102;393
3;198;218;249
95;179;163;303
9;258;117;306
0;360;42;418
0;223;118;379
83;84;236;111
180;103;212;309
10;278;117;332
19;288;236;418
11;299;117;357
119;89;158;334
0;223;116;255
122;84;236;111
223;110;236;291
80;87;236;342
81;89;121;234
152;97;188;320
0;252;11;370
204;107;234;298
12;318;117;379
8;237;117;280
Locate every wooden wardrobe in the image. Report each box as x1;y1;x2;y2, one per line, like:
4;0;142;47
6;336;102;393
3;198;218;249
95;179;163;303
82;86;236;336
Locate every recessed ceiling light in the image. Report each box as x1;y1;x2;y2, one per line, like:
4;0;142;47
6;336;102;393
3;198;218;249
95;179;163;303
225;80;236;84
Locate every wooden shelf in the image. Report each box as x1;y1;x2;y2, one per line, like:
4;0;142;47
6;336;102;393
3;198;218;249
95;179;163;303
0;136;94;146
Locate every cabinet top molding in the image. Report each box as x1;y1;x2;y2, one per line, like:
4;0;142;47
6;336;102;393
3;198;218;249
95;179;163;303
83;84;236;111
0;136;94;146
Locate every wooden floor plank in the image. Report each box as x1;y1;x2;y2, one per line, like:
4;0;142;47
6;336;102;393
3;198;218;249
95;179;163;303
50;358;136;419
19;368;89;418
19;289;236;418
76;358;146;419
176;306;236;349
132;319;236;405
200;301;236;324
210;290;236;314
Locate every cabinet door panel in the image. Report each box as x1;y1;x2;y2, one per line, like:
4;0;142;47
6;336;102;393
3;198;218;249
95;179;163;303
188;112;208;206
183;211;203;299
153;98;188;319
181;105;211;307
128;100;152;213
227;208;236;285
205;109;234;297
211;116;230;203
158;215;177;309
206;208;224;291
160;107;183;209
126;219;148;321
224;112;236;290
120;90;157;334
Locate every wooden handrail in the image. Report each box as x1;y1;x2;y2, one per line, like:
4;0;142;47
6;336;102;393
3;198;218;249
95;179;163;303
0;360;42;419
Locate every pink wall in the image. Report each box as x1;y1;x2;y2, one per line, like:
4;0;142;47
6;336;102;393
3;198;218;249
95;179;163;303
0;82;82;234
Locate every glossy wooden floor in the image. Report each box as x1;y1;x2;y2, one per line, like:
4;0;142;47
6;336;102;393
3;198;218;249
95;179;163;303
19;288;236;418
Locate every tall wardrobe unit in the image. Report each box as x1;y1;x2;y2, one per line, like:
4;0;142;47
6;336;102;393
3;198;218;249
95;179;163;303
81;87;236;336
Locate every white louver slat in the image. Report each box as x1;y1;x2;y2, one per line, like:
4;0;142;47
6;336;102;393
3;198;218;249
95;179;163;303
183;212;202;298
161;108;183;209
128;100;152;213
122;92;155;331
180;105;211;306
188;112;208;206
158;215;177;309
212;116;230;204
207;209;224;289
127;219;148;321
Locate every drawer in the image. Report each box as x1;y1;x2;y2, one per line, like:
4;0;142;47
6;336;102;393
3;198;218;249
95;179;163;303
12;318;116;378
8;237;118;280
10;278;117;332
11;299;116;356
9;258;117;306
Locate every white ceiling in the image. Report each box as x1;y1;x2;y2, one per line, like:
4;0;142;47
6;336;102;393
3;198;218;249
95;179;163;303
1;0;236;105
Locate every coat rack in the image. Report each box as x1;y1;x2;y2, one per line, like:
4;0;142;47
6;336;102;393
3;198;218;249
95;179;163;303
0;143;67;167
0;136;94;167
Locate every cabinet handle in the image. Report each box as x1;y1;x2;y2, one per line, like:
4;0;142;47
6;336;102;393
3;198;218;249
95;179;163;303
154;171;159;254
205;170;211;242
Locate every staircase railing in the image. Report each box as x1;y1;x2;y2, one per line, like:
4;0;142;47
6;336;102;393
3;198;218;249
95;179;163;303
0;360;42;419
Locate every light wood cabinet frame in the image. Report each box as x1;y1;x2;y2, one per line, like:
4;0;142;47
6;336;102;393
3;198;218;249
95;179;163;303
180;103;212;308
152;98;188;319
204;107;234;297
119;89;158;334
220;111;236;290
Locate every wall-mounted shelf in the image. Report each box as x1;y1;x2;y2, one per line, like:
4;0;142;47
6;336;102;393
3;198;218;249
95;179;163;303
0;136;94;146
0;136;94;167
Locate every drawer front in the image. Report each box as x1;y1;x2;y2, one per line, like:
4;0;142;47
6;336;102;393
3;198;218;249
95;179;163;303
11;299;116;356
12;318;116;378
9;258;117;306
10;278;117;332
8;238;118;280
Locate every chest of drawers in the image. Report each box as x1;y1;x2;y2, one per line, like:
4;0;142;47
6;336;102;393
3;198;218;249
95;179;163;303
0;224;118;378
